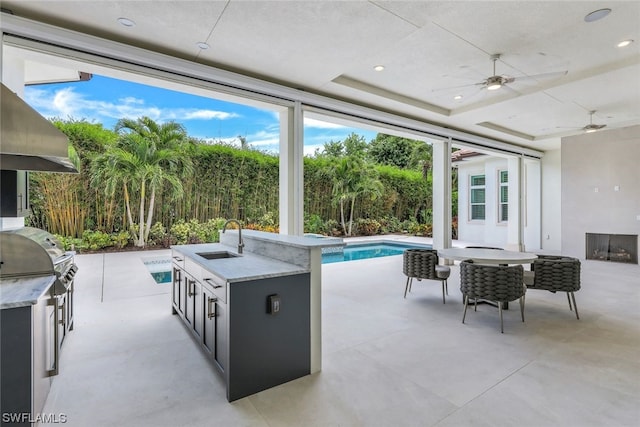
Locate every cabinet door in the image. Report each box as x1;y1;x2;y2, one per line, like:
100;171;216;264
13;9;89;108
193;280;203;339
201;286;216;358
184;275;196;327
172;266;183;315
214;300;227;372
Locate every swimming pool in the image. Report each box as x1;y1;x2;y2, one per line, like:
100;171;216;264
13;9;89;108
321;241;432;264
142;256;172;284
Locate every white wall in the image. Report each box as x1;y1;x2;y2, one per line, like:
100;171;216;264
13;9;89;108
541;149;562;252
561;125;640;260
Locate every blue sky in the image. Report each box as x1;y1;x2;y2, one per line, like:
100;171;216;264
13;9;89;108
24;74;378;155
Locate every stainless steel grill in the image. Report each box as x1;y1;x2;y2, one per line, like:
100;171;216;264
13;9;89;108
0;226;78;295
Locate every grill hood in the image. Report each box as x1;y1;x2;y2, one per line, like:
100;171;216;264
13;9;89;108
0;83;77;173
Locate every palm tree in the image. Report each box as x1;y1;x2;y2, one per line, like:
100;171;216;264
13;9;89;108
91;117;192;247
330;156;383;236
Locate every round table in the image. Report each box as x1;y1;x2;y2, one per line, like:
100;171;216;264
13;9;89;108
437;248;536;310
437;247;537;264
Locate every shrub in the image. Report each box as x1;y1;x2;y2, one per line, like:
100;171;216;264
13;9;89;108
111;231;131;249
82;229;112;250
355;218;381;236
379;216;403;234
304;214;326;235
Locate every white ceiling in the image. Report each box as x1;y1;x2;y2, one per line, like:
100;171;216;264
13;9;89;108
2;1;640;151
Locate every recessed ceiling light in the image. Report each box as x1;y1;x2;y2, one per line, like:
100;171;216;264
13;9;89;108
196;42;210;50
617;39;634;48
584;8;611;22
454;95;463;100
373;65;385;72
117;17;136;27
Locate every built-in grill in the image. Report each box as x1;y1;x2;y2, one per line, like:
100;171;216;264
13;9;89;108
0;226;78;294
0;226;78;375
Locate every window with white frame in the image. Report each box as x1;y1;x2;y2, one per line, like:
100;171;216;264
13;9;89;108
499;170;508;222
469;174;485;220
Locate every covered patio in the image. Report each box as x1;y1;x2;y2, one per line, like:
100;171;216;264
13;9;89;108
42;238;639;426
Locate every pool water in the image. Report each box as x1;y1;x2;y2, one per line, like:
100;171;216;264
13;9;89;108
142;256;172;284
321;241;432;264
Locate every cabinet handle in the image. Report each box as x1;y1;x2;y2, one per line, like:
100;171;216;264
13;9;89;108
173;256;183;262
173;267;181;282
188;279;196;296
204;278;223;289
207;296;218;319
58;303;65;327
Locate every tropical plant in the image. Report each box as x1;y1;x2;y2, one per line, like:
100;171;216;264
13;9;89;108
90;116;193;247
330;155;384;236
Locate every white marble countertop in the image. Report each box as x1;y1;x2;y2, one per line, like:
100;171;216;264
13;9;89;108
172;243;309;282
0;275;55;309
225;229;344;249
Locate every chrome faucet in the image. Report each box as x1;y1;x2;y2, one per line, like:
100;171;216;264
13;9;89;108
222;219;244;254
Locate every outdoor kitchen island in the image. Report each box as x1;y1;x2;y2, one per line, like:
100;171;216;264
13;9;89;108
171;230;343;401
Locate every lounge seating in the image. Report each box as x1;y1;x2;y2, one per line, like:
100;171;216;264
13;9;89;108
403;249;450;303
523;255;581;319
459;260;525;333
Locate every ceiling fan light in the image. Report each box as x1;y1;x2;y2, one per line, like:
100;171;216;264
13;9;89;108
585;128;598;133
617;39;633;48
486;76;503;90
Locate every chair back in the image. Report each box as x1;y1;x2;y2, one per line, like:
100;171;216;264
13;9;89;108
460;260;524;303
403;249;438;280
531;256;581;292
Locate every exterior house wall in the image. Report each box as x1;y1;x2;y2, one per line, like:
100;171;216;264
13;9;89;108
456;155;542;250
561;125;640;260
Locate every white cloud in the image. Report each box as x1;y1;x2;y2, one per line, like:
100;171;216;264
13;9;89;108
24;86;239;125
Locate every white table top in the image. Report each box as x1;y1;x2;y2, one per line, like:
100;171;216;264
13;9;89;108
437;248;537;264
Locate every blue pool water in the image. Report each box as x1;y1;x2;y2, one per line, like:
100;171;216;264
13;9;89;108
142;256;172;284
321;241;432;264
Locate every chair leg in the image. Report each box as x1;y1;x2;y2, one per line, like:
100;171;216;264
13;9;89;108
404;277;411;298
570;292;580;320
462;295;469;324
567;292;573;311
520;296;525;322
499;304;504;333
441;281;446;304
445;280;449;295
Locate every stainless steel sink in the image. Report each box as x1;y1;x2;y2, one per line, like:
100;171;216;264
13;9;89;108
196;251;239;260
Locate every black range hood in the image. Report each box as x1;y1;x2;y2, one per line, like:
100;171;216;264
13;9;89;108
0;83;77;173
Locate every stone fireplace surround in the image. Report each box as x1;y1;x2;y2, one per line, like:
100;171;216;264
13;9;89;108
586;233;638;264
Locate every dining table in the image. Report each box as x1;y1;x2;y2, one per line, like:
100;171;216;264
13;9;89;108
436;247;538;265
436;247;537;309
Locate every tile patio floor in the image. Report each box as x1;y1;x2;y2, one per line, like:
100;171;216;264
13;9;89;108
41;237;640;426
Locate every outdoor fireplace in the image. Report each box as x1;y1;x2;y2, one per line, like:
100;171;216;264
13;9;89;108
585;233;638;264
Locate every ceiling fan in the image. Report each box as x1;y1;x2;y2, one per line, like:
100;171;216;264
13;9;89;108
435;53;568;93
477;53;568;91
582;110;607;133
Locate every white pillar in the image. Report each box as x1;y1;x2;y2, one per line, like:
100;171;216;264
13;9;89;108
278;102;304;235
432;138;452;253
506;155;525;251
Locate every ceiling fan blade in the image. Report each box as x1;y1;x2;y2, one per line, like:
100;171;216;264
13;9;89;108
511;70;568;83
431;81;485;93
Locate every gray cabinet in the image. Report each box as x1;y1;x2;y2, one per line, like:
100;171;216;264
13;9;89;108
170;249;310;402
1;287;52;425
0;170;29;217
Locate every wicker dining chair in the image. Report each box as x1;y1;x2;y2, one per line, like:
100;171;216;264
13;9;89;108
523;255;581;319
459;260;525;333
403;249;451;303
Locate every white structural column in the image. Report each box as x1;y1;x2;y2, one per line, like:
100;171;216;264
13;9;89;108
506;155;525;251
278;102;304;235
432;138;452;254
